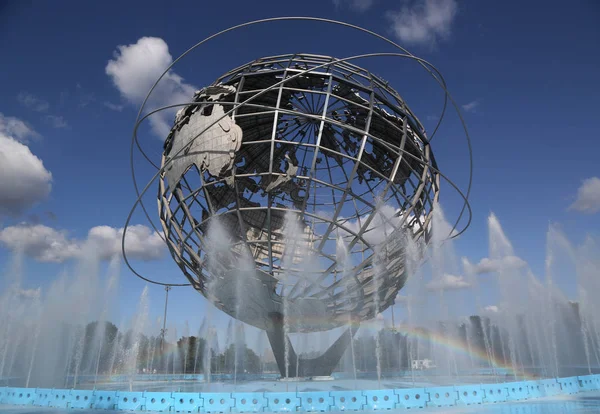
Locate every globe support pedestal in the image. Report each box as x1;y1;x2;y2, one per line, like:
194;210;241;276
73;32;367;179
266;312;358;378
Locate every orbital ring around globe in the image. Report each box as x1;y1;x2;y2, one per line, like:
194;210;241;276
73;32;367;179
123;18;473;280
122;52;472;286
122;19;473;336
124;19;472;270
123;55;471;287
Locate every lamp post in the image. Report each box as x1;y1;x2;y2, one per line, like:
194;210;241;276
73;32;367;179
160;286;171;352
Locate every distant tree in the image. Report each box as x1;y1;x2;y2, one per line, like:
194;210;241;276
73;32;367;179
243;346;262;373
177;336;207;373
469;316;486;356
79;321;119;375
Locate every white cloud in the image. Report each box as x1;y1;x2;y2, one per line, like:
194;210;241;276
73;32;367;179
0;115;52;216
469;255;527;275
44;115;69;129
106;36;197;138
387;0;458;47
0;224;78;262
333;0;374;12
0;223;164;263
0;113;40;143
104;101;124;112
462;100;480;113
17;91;49;112
426;273;470;291
483;305;499;313
86;224;165;261
568;177;600;214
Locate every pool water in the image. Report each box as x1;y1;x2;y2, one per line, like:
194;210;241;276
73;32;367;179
72;378;472;392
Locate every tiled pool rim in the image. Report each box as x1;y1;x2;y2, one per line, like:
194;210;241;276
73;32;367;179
1;374;599;412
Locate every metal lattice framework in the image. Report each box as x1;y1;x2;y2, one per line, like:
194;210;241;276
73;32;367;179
157;54;439;332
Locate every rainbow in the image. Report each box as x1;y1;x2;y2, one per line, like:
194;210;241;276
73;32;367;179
387;323;538;380
316;316;538;380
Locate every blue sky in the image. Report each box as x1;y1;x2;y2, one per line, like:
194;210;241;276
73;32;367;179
0;0;599;339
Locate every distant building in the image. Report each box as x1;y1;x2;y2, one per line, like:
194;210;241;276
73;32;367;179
411;359;436;370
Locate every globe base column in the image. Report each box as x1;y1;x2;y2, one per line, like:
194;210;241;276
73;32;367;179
266;312;358;378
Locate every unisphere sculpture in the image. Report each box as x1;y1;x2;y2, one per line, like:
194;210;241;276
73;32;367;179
157;54;439;376
125;18;472;379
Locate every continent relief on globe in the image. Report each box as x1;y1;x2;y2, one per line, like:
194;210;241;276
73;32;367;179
164;86;242;192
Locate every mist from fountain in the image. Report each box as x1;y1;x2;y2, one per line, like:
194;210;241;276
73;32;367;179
194;317;207;375
170;326;178;378
126;287;149;390
1;206;599;391
182;321;190;377
203;217;259;385
336;235;358;386
281;211;301;382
